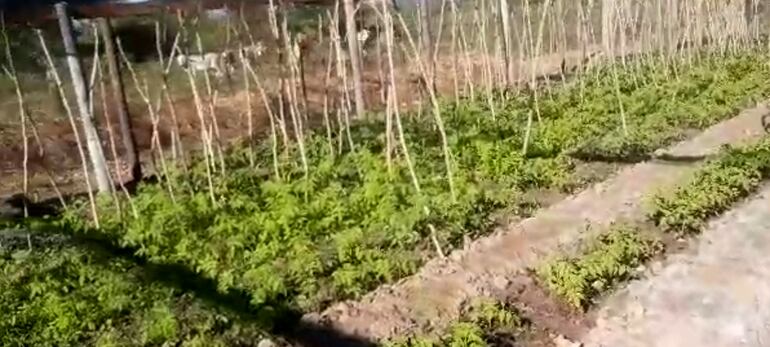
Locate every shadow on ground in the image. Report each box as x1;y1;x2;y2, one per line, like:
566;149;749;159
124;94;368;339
4;218;377;347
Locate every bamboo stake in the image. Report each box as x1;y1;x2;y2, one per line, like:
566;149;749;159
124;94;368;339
100;17;141;182
499;0;512;86
418;0;436;94
450;0;460;102
268;0;291;152
89;57;126;218
457;9;476;98
397;14;456;202
329;7;356;151
322;23;337;157
530;0;553;122
96;57;137;218
2;22;28;218
115;38;176;201
184;67;217;204
474;0;497;120
239;42;256;168
1;40;67;212
236;17;260;164
343;0;366;118
86;29;118;204
280;15;309;175
243;58;282;179
35;29;100;226
194;33;226;175
155;22;187;170
431;0;448;84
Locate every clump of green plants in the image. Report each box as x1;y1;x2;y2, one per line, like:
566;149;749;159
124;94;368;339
384;299;525;347
650;140;770;235
535;53;770;161
57;50;770;321
536;226;662;309
0;242;269;347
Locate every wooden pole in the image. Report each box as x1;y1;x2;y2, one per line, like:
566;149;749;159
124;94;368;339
98;17;141;182
55;2;111;193
343;0;366;118
419;0;436;93
499;0;512;86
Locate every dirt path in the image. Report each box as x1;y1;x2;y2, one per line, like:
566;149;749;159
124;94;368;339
582;183;770;347
303;103;770;341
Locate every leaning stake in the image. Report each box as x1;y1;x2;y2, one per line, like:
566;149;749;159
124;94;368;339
55;2;111;193
98;17;141;183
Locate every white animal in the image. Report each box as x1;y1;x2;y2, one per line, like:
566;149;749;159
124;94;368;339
357;29;370;44
176;52;228;77
176;42;265;77
356;29;372;55
205;6;233;22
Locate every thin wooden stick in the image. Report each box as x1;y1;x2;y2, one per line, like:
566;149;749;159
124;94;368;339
96;56;137;218
280;13;309;175
243;52;282;179
329;7;355;151
398;13;456;202
381;3;438;256
155;22;186;169
35;29;100;226
116;38;177;202
2;21;28;218
322;21;338;157
194;33;226;175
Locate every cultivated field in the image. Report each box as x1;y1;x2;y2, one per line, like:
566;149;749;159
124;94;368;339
2;0;770;346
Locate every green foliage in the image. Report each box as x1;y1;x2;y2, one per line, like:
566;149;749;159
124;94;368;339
385;299;524;347
650;140;770;235
0;244;267;347
536;226;661;309
47;50;770;330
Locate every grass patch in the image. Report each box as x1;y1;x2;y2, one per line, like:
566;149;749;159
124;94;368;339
536;225;662;309
650;139;770;235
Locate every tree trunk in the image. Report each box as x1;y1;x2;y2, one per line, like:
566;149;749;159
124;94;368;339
98;17;141;183
55;2;111;193
343;0;366;119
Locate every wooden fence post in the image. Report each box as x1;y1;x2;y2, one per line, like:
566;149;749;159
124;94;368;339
98;17;141;182
55;2;111;193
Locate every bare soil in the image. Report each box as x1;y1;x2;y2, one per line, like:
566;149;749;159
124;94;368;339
582;183;770;347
